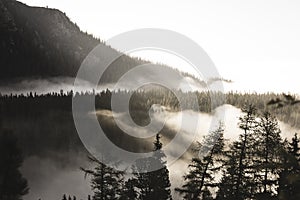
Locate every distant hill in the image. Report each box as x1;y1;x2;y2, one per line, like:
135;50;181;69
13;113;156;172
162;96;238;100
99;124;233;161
0;0;202;85
0;0;96;79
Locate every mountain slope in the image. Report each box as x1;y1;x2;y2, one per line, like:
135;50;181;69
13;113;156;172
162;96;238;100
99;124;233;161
0;0;95;79
0;0;158;83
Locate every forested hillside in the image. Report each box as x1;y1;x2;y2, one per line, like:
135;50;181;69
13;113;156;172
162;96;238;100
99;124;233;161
0;0;201;85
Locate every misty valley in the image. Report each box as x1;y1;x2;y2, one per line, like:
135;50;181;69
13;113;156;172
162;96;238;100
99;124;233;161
1;0;300;199
0;89;300;199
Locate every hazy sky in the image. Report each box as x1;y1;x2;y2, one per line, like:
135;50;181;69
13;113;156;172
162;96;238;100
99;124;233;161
19;0;300;93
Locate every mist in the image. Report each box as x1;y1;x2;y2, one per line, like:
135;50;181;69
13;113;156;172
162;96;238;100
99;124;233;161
0;75;232;96
95;104;299;198
0;77;114;95
3;103;297;200
21;155;92;200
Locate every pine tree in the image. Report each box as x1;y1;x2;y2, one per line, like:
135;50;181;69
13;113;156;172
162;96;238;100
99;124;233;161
216;149;241;200
216;105;257;200
81;156;124;200
151;134;172;200
254;111;283;199
288;133;300;162
0;130;29;200
176;123;225;199
133;134;172;200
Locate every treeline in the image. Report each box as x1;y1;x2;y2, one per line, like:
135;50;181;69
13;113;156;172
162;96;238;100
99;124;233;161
0;89;299;126
0;88;299;158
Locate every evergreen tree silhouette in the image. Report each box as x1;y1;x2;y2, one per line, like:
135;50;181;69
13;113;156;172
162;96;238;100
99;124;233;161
254;112;283;199
216;105;257;200
151;134;172;200
288;133;300;161
133;134;172;200
81;156;124;200
216;149;241;200
176;123;225;199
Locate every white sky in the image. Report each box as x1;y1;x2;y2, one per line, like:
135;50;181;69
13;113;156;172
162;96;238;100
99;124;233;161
19;0;300;93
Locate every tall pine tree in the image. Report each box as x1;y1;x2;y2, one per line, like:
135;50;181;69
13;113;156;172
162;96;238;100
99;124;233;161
132;134;172;200
217;105;257;200
254;111;283;199
81;156;124;200
176;123;225;199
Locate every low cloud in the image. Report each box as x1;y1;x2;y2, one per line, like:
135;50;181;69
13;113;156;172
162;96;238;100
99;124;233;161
18;104;299;200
